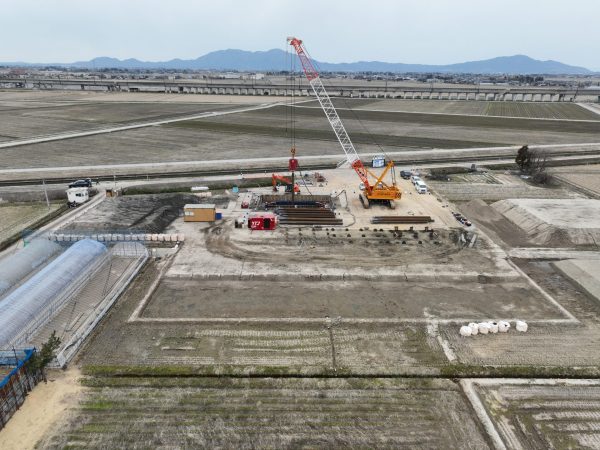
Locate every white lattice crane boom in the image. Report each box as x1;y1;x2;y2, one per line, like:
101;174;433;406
288;37;400;204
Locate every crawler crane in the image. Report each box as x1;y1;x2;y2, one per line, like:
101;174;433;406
288;37;401;208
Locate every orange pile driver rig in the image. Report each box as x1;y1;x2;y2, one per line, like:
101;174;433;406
272;147;300;194
288;36;401;208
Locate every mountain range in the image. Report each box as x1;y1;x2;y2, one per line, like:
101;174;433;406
2;49;593;75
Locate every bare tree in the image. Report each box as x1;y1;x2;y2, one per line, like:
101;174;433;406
515;145;530;171
515;145;551;184
528;149;551;184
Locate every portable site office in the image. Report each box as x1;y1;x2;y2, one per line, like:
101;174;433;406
183;204;216;222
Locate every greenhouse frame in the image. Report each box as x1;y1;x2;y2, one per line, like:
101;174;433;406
0;239;108;349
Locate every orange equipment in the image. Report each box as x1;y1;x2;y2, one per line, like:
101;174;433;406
272;174;300;193
288;37;401;208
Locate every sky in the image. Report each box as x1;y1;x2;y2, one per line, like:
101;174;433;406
1;0;599;70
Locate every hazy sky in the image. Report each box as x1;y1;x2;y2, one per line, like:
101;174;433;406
2;0;599;70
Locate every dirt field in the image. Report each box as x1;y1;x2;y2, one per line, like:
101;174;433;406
309;98;600;120
38;377;490;449
553;163;600;197
287;105;600;134
2;95;600;171
474;380;600;449
485;101;600;120
429;172;578;202
143;278;564;321
444;260;600;367
0;368;83;450
0;202;62;245
0;101;239;140
78;260;446;372
62;193;223;234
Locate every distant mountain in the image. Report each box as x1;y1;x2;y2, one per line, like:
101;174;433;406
2;50;593;75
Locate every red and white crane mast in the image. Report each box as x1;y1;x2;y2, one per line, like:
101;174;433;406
288;37;400;205
288;37;369;187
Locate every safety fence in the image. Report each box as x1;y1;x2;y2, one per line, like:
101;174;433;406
0;348;43;430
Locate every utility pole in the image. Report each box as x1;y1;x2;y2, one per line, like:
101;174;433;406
42;179;50;209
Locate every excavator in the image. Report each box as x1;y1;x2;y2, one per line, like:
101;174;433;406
288;37;401;208
272;173;300;193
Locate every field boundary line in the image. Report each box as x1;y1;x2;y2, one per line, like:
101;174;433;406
129;317;577;324
460;379;507;450
127;253;178;322
507;259;579;322
577;102;600;117
0;102;281;149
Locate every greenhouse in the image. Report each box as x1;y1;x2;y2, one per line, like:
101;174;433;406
0;239;61;297
0;239;108;349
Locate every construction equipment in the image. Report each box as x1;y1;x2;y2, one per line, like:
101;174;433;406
272;173;300;193
288;37;401;208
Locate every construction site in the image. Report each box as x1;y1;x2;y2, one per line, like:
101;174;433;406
1;36;600;450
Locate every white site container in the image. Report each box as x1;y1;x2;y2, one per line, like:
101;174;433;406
498;321;510;333
460;326;472;337
478;322;490;334
468;322;479;335
488;322;499;334
515;320;528;332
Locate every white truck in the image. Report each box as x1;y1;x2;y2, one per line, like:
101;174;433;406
66;187;89;207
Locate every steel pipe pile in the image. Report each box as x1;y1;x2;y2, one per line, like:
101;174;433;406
371;216;434;224
276;207;343;226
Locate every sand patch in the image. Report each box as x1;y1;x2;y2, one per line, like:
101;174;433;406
0;367;83;450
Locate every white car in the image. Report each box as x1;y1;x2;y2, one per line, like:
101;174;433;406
414;180;428;194
411;175;422;185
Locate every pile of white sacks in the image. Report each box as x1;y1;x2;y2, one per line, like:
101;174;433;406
459;320;528;337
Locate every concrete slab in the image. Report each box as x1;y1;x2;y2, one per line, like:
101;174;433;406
553;259;600;302
506;198;600;229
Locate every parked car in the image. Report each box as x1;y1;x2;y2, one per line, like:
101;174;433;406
400;170;412;180
452;212;472;226
68;178;92;188
411;175;422;185
414;180;428;194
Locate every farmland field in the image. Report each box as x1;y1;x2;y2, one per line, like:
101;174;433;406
485;102;599;120
2;95;600;172
0;202;62;246
474;380;600;449
0;101;240;141
40;377;490;449
318;98;600;120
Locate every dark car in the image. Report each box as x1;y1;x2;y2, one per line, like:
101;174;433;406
452;212;472;227
400;170;412;180
68;178;92;188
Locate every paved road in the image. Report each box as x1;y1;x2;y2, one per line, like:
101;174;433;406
508;248;600;259
1;142;599;178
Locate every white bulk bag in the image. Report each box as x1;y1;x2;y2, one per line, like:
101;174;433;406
459;326;472;337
